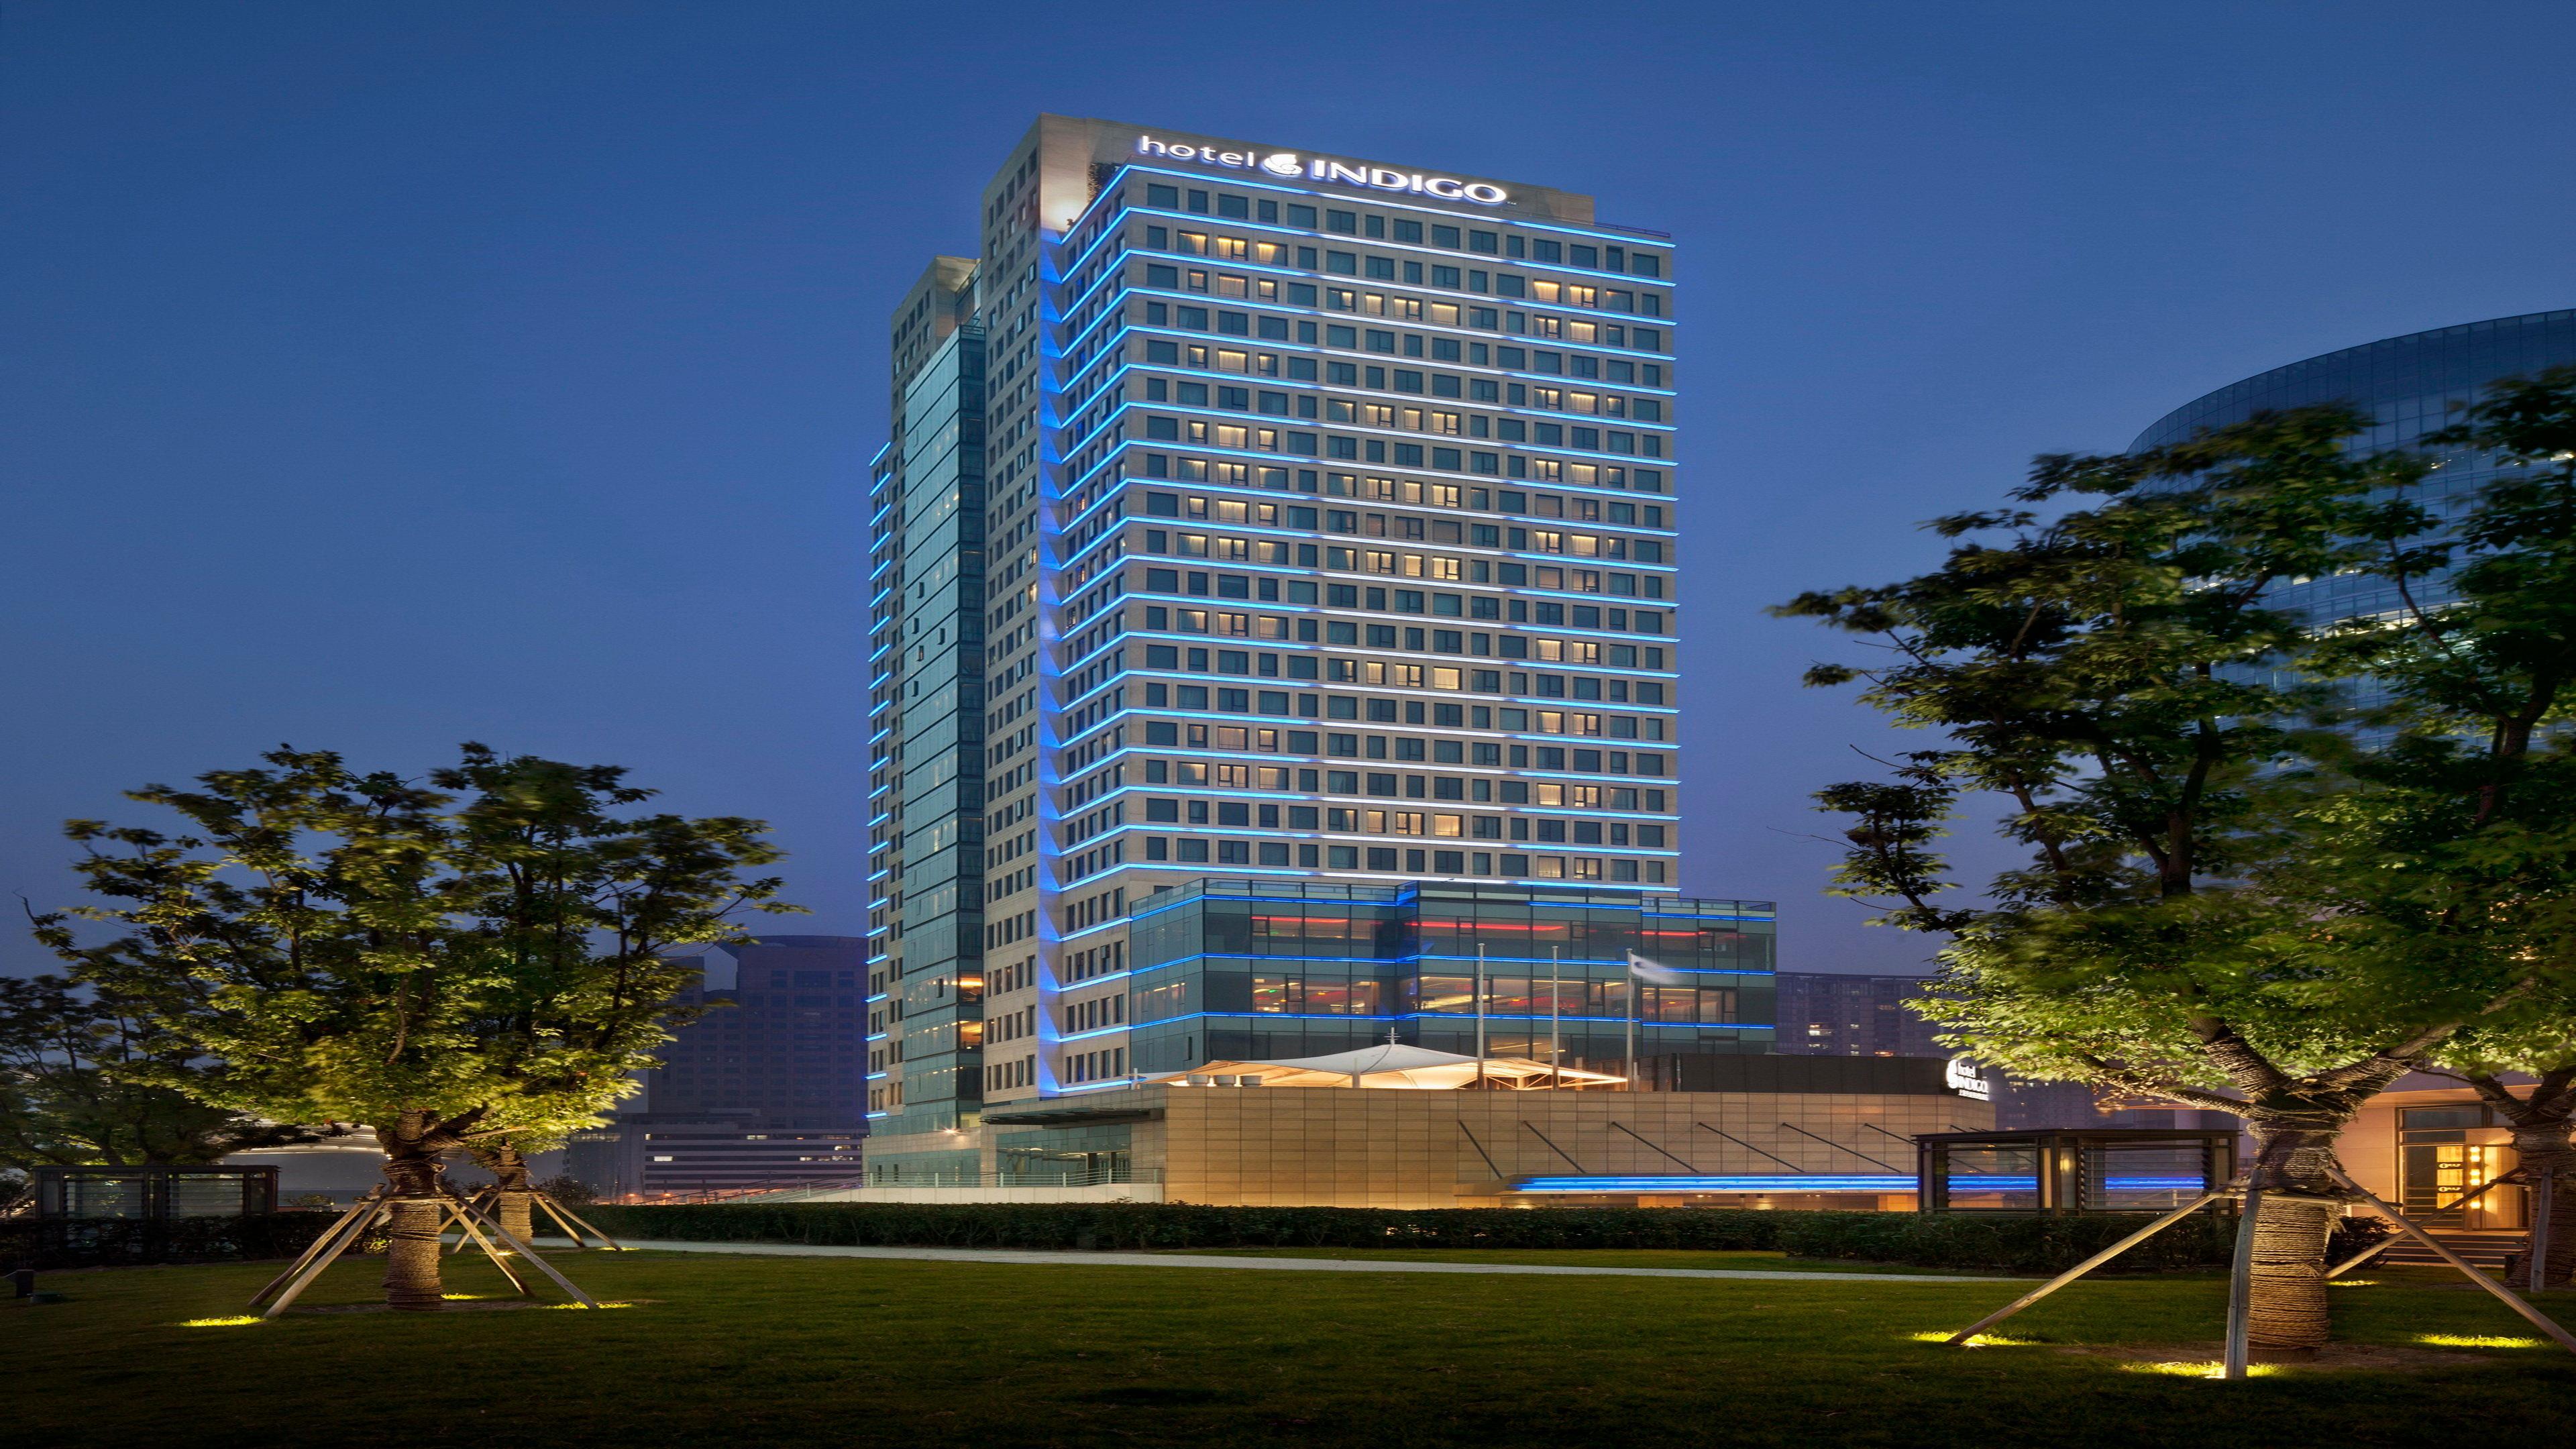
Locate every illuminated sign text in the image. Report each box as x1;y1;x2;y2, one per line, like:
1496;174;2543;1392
1135;136;1509;206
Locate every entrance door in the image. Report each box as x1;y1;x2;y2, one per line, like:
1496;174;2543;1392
2398;1106;2522;1228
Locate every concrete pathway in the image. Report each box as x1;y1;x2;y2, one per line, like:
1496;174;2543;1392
537;1237;2001;1283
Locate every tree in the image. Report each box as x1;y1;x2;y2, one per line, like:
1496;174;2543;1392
532;1172;596;1207
1778;407;2564;1352
2299;368;2576;1289
42;743;794;1309
465;1133;559;1243
0;972;323;1203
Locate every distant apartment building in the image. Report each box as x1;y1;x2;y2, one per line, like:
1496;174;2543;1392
564;936;869;1197
1773;972;1947;1059
1774;971;2235;1132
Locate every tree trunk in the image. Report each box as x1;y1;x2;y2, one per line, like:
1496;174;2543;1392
378;1111;449;1311
2465;1072;2576;1292
2241;1118;2345;1354
486;1141;535;1246
2507;1126;2576;1291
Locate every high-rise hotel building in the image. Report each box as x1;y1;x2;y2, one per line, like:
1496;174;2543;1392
866;117;1693;1175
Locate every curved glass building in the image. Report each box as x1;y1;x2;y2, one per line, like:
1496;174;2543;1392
2133;309;2576;629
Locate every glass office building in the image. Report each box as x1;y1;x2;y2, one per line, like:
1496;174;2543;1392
866;117;1685;1175
2133;310;2576;637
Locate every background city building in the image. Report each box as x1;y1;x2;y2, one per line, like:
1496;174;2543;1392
866;117;1686;1179
2133;309;2576;676
561;934;869;1197
1774;971;1947;1059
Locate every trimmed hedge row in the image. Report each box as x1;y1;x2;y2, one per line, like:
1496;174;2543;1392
1777;1210;2383;1273
576;1202;2390;1273
1;1212;357;1271
582;1203;1783;1253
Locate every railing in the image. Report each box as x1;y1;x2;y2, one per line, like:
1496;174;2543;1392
865;1167;1163;1189
601;1166;1164;1203
603;1176;868;1206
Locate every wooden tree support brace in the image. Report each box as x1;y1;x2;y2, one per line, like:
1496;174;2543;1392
1945;1186;2233;1346
444;1196;481;1256
537;1193;624;1250
252;1189;385;1307
2324;1164;2576;1357
261;1198;397;1319
2222;1187;2263;1381
446;1187;600;1307
532;1195;591;1247
439;1196;533;1297
2326;1169;2519;1279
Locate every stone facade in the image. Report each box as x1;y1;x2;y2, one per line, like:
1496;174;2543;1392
990;1083;1991;1209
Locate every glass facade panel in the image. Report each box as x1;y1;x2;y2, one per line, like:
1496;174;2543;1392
1128;879;1772;1077
2134;311;2576;710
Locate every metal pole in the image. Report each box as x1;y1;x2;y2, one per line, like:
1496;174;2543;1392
1548;948;1561;1089
2223;1187;2263;1380
2324;1163;2576;1357
1474;947;1487;1089
2530;1167;2556;1291
1945;1187;2230;1346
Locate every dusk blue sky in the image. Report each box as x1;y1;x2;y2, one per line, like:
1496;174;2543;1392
7;2;2572;977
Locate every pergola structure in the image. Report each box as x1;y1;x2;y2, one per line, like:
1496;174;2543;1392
1155;1042;1626;1091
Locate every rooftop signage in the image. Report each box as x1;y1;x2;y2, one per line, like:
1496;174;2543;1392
1945;1056;1994;1102
1134;135;1509;207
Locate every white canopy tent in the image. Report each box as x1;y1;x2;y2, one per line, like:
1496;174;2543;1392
1152;1042;1625;1091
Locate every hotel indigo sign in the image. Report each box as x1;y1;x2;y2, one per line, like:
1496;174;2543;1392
1134;136;1510;206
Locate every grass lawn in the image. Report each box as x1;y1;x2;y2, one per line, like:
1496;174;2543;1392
9;1248;2572;1448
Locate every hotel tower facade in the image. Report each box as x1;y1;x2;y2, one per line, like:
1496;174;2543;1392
865;117;1729;1181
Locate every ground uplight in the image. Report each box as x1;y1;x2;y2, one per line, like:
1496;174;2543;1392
2118;1360;2282;1379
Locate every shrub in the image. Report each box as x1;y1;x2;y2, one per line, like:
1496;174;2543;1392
579;1203;1792;1252
576;1201;2341;1272
0;1213;366;1271
535;1174;598;1206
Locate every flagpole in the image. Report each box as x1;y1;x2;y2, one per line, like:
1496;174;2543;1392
1474;947;1487;1089
1623;951;1637;1093
1548;947;1562;1089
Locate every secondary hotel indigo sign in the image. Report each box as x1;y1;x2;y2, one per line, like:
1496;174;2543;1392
1135;135;1510;206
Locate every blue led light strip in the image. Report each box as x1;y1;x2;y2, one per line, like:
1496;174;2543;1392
1511;1175;1911;1194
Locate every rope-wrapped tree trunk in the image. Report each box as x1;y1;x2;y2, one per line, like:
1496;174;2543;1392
379;1111;455;1311
2232;1085;2387;1353
474;1140;537;1245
